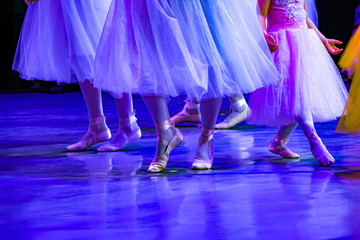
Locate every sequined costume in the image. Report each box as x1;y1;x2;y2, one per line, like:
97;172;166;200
248;0;348;127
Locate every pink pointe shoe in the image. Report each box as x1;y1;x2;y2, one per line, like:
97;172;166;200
307;131;335;166
97;115;141;152
147;120;184;173
268;134;300;158
67;116;111;151
192;128;214;170
171;100;201;126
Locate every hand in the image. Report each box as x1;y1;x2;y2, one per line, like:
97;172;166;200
24;0;39;5
264;33;279;53
323;39;343;55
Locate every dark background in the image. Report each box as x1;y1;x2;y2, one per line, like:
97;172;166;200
0;0;358;92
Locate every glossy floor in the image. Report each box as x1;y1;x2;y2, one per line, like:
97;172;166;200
1;92;360;240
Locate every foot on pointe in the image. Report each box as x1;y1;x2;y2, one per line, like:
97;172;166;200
192;128;214;170
147;120;183;173
307;131;335;166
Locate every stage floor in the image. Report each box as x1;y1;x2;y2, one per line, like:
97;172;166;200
1;92;360;240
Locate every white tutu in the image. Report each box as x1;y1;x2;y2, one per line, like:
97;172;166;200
12;0;111;83
248;28;348;127
94;0;279;100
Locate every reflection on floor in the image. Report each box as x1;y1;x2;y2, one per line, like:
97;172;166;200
1;92;360;240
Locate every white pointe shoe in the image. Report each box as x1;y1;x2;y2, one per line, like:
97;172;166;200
307;131;335;166
192;129;214;170
215;100;249;129
147;120;183;173
67;116;111;151
171;100;201;126
97;115;141;152
268;134;299;158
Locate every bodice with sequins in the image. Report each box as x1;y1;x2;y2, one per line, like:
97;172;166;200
268;0;307;32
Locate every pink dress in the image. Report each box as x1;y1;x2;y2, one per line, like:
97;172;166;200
248;0;348;127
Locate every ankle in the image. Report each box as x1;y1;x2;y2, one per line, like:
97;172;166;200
184;100;200;115
89;116;108;133
118;115;139;135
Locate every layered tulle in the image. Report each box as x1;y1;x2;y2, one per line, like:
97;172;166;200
336;67;360;136
338;26;360;76
337;27;360;136
248;28;348;127
12;0;111;83
94;0;279;100
169;0;280;99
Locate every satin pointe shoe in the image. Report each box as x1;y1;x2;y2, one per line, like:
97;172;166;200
215;99;249;129
97;115;141;152
192;128;214;170
307;131;335;166
67;116;111;151
268;134;300;158
147;120;184;173
171;100;201;126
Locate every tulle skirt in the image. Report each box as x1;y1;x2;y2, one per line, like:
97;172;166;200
12;0;111;83
94;0;279;100
248;28;348;127
338;26;360;76
336;64;360;136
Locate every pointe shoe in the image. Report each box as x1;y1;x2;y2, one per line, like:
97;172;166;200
192;128;214;170
268;134;299;158
215;100;249;129
97;115;141;152
67;116;111;151
147;120;184;173
307;131;335;166
171;100;201;126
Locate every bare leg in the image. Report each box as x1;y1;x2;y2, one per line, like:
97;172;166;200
67;80;111;151
142;95;183;173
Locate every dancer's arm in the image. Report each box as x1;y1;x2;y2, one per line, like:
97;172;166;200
305;2;343;55
258;0;278;52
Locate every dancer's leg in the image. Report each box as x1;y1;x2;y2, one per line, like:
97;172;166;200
142;95;183;173
98;93;141;152
67;80;111;151
269;122;300;158
296;112;335;166
215;94;249;129
192;97;222;170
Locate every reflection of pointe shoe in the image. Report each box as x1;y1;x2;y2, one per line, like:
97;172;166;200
171;100;201;126
147;121;183;173
67;116;111;151
269;134;299;159
192;129;214;170
98;115;141;152
307;132;335;167
215;100;249;129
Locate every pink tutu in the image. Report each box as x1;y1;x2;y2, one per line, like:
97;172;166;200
13;0;111;83
248;0;348;127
